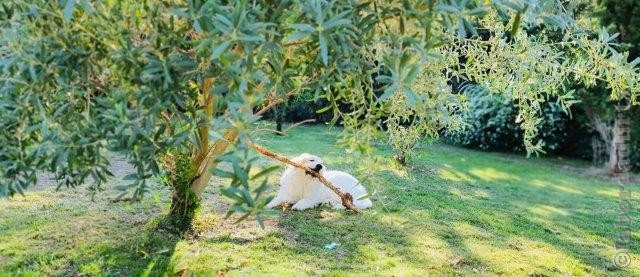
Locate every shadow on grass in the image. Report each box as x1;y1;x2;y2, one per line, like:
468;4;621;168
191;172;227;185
0;188;183;275
400;151;640;274
71;225;181;275
274;210;432;272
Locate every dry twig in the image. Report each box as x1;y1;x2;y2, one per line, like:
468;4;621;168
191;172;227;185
283;119;316;133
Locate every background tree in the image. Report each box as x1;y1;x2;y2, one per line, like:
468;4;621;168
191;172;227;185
1;0;638;232
586;0;640;173
598;0;640;59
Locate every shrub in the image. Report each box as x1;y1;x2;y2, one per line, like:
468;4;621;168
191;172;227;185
446;85;568;153
264;91;333;123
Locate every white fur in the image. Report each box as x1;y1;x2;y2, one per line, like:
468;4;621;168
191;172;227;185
267;153;373;210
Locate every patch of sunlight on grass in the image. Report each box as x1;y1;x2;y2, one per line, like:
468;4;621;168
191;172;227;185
468;167;519;182
449;188;473;200
356;242;425;275
596;188;619;197
377;212;412;226
409;233;457;271
550;184;583;195
528;204;570;217
473;189;491;200
440;166;476;184
372;159;408;179
0;191;51;208
453;222;493;240
531;179;584;195
464;236;594;275
530;179;550;188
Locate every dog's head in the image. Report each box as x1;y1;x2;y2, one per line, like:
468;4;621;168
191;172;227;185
291;153;324;173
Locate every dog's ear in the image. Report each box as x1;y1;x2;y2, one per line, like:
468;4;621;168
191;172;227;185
289;154;306;168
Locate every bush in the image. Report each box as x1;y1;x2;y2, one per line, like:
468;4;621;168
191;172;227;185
263;91;333;124
446;86;568;153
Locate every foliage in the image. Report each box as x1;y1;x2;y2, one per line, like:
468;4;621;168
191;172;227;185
1;0;639;221
384;51;466;164
597;0;640;59
579;0;640;171
446;85;568;153
212;147;278;228
263;91;332;123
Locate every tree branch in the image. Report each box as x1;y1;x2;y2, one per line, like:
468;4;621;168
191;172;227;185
255;91;297;116
246;141;360;213
283;119;316;133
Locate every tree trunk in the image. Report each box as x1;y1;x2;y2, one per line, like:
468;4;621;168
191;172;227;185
274;105;284;136
580;95;616;172
609;118;622;174
162;77;240;232
162;129;238;232
161;151;199;232
161;76;288;232
394;153;407;166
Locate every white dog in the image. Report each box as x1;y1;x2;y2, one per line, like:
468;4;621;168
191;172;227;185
267;153;373;210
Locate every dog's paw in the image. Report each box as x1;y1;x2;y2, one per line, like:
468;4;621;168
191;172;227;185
291;198;318;210
279;203;291;211
291;203;311;210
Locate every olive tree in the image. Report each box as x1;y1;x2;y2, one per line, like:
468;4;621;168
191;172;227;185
2;0;638;231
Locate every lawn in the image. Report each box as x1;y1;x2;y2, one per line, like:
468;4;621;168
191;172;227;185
1;123;639;276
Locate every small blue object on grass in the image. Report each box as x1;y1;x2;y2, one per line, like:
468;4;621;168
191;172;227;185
324;242;340;251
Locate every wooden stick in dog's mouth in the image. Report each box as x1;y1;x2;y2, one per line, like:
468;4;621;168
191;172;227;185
246;140;360;213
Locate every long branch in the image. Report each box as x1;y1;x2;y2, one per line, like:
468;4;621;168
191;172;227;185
191;91;294;184
246;141;360;213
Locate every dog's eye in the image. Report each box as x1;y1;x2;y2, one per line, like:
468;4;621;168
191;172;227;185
309;159;315;162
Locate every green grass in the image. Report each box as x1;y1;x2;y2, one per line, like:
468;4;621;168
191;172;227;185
2;123;639;276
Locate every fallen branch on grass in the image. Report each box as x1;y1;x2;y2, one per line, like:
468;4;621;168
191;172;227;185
263;119;316;136
282;119;316;134
246;141;360;213
109;197;137;203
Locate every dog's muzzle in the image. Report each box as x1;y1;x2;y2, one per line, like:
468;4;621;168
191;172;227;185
311;164;323;172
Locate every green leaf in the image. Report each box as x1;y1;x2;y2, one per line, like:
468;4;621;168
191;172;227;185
435;4;460;13
323;18;350;30
78;0;94;14
63;0;75;22
211;168;236;179
319;34;328;65
233;162;249;184
403;63;420;84
233;211;252;223
379;83;397;101
316;105;332;113
211;40;232;60
467;6;489;16
289;23;315;32
251;165;281;180
220;187;243;202
284;31;311;42
403;87;416;108
123;173;138;181
171;8;189;18
502;0;524;11
541;14;565;30
193;19;203;34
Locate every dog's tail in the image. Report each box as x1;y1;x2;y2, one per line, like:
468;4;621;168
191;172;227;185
354;198;373;209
